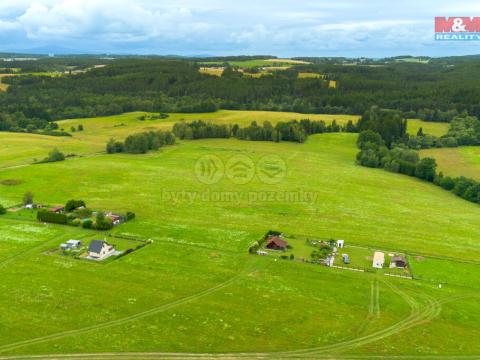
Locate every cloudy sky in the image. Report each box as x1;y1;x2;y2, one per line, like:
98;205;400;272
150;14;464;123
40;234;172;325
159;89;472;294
1;0;480;57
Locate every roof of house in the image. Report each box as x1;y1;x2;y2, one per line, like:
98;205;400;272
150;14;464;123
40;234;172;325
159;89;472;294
49;205;65;212
67;239;81;245
391;255;406;263
88;240;108;254
267;236;288;248
373;251;385;263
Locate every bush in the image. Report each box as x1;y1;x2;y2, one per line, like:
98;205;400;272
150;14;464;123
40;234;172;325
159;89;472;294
75;207;92;218
95;211;113;230
69;218;82;227
248;241;260;254
82;218;93;229
37;210;68;224
126;211;136;220
65;199;86;212
0;204;6;215
42;148;66;163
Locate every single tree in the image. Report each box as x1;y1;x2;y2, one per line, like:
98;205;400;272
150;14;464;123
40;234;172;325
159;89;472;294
23;191;34;205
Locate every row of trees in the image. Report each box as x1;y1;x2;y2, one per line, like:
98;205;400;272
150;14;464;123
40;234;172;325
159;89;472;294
402;115;480;150
107;130;176;154
173;119;357;144
356;130;480;205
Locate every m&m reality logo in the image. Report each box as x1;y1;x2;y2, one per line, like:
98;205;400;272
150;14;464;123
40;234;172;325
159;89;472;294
435;17;480;40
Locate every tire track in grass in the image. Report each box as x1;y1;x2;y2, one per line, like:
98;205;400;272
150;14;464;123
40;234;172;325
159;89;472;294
355;279;379;336
0;257;261;354
0;264;474;359
280;282;472;358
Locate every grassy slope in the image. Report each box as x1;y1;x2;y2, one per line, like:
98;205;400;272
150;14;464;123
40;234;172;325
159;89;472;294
0;111;359;167
2;134;479;260
421;146;480;180
0;110;446;169
0;114;477;356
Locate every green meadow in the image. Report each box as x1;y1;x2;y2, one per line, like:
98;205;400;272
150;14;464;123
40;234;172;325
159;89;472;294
0;110;442;169
0;111;478;358
421;146;480;180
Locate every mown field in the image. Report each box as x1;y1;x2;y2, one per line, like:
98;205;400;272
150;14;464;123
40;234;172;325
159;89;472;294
421;146;480;180
0;110;444;169
0;110;359;167
0;112;477;358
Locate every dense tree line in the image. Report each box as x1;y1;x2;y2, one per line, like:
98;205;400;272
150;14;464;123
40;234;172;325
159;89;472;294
173;119;357;144
107;130;176;154
3;57;480;132
356;130;480;205
400;115;480;150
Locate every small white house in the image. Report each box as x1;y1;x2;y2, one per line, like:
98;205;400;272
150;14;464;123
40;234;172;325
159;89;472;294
88;240;115;259
372;251;385;269
336;240;345;248
24;204;34;209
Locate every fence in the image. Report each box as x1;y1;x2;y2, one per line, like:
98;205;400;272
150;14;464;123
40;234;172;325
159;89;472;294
384;272;413;280
331;265;365;272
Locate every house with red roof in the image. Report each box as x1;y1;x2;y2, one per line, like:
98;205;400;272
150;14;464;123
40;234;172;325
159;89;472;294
266;236;288;251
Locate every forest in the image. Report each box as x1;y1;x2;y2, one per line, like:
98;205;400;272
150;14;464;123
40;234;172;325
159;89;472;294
2;56;480;132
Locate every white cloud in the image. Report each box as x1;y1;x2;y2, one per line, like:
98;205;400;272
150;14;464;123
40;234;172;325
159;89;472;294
0;0;479;56
0;19;21;31
15;0;201;41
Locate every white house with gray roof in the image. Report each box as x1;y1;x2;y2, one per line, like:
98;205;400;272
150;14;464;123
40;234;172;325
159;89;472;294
88;240;115;259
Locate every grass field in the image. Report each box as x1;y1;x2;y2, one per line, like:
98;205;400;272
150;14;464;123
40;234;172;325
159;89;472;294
421;146;480;180
0;111;477;357
198;67;224;76
0;111;448;172
297;72;324;79
407;119;449;137
200;58;310;68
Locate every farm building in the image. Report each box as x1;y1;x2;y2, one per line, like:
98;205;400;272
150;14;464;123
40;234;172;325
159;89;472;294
88;240;115;259
107;213;122;225
342;254;350;264
337;240;345;248
390;255;407;268
266;236;288;251
372;251;385;269
49;205;65;214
